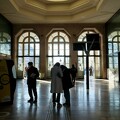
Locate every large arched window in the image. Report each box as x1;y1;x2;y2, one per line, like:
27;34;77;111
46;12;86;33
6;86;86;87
47;31;70;77
17;31;40;77
77;30;101;79
0;32;11;58
108;31;120;69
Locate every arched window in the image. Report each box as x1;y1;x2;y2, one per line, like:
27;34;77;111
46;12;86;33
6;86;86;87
47;31;70;77
0;32;11;57
108;31;120;69
77;30;101;78
17;31;40;77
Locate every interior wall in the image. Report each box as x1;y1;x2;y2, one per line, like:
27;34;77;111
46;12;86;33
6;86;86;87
12;23;107;79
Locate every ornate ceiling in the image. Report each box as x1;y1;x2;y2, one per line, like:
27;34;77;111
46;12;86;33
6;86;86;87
0;0;120;24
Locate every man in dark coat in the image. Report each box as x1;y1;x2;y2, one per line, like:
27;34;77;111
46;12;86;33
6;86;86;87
70;64;77;84
61;65;73;107
27;62;39;103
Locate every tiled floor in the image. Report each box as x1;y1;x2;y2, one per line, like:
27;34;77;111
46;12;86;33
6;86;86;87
0;77;120;120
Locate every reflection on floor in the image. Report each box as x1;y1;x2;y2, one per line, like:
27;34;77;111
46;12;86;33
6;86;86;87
0;78;120;120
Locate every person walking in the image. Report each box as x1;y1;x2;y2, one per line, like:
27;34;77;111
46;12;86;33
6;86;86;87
70;64;77;84
61;65;74;107
50;62;63;107
27;62;39;103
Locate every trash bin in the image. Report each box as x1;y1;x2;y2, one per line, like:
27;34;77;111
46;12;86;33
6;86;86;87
0;60;16;105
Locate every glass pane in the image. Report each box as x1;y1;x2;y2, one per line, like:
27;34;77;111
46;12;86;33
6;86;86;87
24;57;30;67
24;38;29;42
59;57;64;65
24;44;28;56
52;32;58;38
78;57;84;71
34;37;39;42
22;32;28;38
95;50;100;55
108;43;112;50
0;44;10;55
53;50;58;55
59;32;65;37
65;57;70;68
19;36;24;42
114;57;118;64
48;36;53;42
6;44;10;55
24;50;28;56
108;50;112;55
59;50;64;55
3;33;11;42
109;57;112;64
64;35;69;42
109;63;113;68
113;43;118;53
89;51;94;55
95;57;100;78
53;57;63;65
113;37;117;41
108;37;112;41
1;38;6;42
18;44;22;56
30;38;34;42
30;32;35;37
53;44;58;55
27;57;34;63
24;43;28;49
53;44;58;50
65;44;69;55
118;36;120;42
59;37;64;42
30;44;34;56
48;44;52;55
35;57;39;70
53;37;58;42
119;43;120;51
65;50;69;55
59;44;64;55
48;57;53;70
18;57;23;71
78;51;82;55
35;44;40;55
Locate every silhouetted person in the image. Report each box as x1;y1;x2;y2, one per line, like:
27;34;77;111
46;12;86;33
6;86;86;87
70;64;77;84
61;65;74;107
50;62;63;107
27;62;39;103
89;66;93;76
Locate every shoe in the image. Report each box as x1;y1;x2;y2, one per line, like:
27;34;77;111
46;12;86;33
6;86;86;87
28;99;33;103
53;102;56;107
33;100;37;103
57;103;62;108
63;103;70;107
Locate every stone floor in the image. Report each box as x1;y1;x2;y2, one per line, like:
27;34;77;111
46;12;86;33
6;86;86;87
0;77;120;120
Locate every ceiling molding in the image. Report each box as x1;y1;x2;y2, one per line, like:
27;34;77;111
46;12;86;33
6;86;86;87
0;0;120;23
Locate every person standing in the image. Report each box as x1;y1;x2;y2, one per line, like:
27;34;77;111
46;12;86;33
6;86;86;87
27;62;39;103
61;65;73;107
50;62;63;107
70;64;77;84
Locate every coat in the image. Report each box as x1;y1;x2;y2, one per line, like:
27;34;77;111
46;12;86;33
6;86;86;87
50;66;63;93
27;66;39;86
61;65;74;90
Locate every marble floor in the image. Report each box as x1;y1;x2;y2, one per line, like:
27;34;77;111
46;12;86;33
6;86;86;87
0;78;120;120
